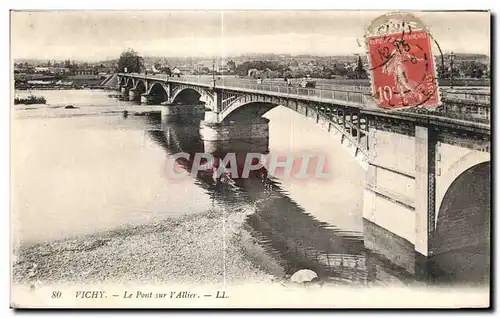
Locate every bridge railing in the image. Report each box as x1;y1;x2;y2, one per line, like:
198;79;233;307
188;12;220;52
121;74;491;119
129;74;373;98
440;90;491;103
174;75;373;94
164;76;491;105
151;75;371;106
216;82;371;106
436;101;491;123
170;77;491;123
124;73;490;101
156;74;489;95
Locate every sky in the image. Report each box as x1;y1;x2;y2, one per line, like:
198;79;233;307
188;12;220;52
10;10;491;61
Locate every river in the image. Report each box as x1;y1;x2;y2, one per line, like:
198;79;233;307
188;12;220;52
11;89;489;287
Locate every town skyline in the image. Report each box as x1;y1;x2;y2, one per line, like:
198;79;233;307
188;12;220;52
11;11;490;61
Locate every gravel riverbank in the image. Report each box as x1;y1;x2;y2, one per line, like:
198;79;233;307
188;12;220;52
12;207;280;286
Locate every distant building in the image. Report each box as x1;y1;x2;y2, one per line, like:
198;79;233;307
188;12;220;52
34;67;50;73
74;68;98;76
216;66;230;73
97;67;114;74
172;66;194;75
27;80;52;85
247;68;259;77
55;80;73;86
171;67;182;75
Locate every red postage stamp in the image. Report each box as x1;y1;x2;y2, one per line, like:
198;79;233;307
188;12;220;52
365;13;440;110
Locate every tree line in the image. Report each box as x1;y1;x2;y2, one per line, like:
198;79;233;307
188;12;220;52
233;56;368;79
437;60;489;79
117;49;489;80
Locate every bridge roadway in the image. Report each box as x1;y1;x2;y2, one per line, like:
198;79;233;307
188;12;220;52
120;73;491;126
124;73;490;115
133;73;491;104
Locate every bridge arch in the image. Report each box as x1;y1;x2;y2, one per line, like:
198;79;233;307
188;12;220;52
125;77;135;89
119;76;126;86
221;100;279;123
134;79;147;96
435;150;490;226
431;160;490;255
171;88;203;105
147;82;170;104
219;94;369;168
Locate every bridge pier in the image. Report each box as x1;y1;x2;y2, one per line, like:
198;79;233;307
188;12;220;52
160;103;206;123
203;110;221;125
414;125;436;257
362;116;438;274
120;86;129;98
201;116;270;152
140;94;151;105
128;89;138;101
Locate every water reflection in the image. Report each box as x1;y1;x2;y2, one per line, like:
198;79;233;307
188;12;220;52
145;116;442;287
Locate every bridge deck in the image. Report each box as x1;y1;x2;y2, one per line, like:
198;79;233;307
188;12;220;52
119;73;491;130
123;73;490;103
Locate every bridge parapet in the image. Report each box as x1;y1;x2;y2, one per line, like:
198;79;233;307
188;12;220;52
171;77;376;109
120;73;489;107
440;89;490;103
118;73;491;124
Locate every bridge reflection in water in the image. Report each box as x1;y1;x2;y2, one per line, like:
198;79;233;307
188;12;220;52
145;113;489;287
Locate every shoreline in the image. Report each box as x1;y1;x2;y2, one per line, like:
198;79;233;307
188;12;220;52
12;207;280;286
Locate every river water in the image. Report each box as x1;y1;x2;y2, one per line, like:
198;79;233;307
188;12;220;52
12;89;489;287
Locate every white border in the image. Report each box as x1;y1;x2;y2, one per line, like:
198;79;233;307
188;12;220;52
3;1;497;317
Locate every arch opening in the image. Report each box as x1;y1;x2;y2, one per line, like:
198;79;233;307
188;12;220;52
222;102;279;124
135;80;146;96
172;88;202;105
125;78;134;89
429;161;490;285
149;82;169;104
119;76;126;86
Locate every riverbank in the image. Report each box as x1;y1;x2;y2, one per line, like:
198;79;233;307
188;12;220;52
15;85;115;91
12;206;279;286
14;95;46;105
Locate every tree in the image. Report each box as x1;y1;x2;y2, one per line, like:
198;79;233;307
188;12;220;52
162;66;172;76
227;60;236;72
153;61;162;72
437;64;450;79
437;63;459;80
282;69;293;79
234;60;282;76
460;61;487;78
332;63;348;77
354;56;368;79
118;49;143;73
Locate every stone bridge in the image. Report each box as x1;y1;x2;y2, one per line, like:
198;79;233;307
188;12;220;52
117;73;491;260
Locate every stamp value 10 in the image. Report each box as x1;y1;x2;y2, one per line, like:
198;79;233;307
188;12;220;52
366;13;440;110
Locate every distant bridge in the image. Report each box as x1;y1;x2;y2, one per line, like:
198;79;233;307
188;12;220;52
117;73;491;259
